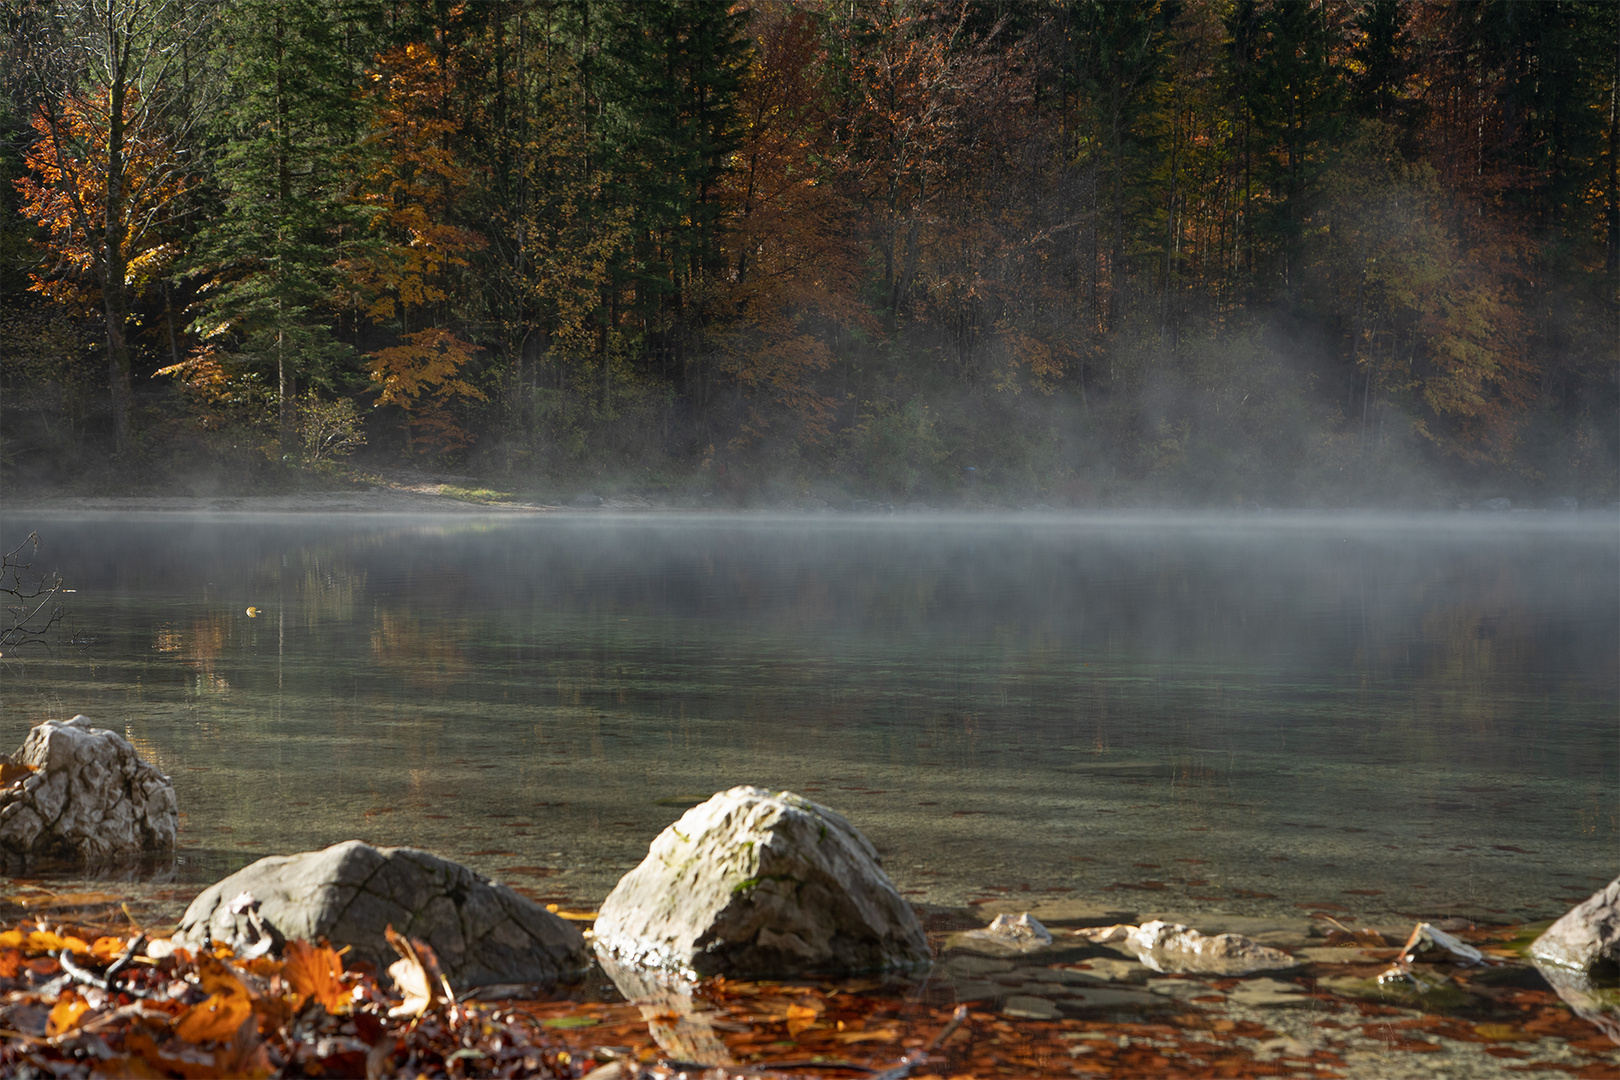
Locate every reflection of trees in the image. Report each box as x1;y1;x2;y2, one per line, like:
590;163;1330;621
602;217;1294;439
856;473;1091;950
371;612;470;690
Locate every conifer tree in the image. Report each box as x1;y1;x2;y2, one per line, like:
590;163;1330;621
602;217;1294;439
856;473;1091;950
183;0;367;454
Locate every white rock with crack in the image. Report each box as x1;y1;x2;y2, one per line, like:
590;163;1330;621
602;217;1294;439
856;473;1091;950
0;716;176;870
593;785;930;979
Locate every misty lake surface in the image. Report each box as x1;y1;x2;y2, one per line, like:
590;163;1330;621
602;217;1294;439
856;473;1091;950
1;510;1614;925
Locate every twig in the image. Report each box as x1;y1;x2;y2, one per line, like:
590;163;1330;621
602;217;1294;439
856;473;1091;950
57;935;149;997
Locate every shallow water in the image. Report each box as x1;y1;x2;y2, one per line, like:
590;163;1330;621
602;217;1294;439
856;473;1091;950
0;511;1613;925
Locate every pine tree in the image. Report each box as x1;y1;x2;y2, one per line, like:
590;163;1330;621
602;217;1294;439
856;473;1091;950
184;0;368;455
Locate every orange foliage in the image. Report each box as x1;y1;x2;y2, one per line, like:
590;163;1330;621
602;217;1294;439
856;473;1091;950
340;36;489;456
340;41;486;324
369;327;486;454
13;88;189;311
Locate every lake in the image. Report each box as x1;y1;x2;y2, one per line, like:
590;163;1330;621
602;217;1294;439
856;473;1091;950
1;511;1614;926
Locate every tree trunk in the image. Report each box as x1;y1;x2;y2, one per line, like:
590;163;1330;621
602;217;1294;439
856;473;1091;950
104;73;131;456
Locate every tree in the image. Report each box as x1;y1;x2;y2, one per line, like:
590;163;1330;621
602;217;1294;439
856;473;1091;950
339;39;488;456
183;0;365;455
11;0;220;456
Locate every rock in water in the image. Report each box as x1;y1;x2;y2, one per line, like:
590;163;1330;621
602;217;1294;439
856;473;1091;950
1531;878;1620;1045
951;912;1055;955
1533;877;1620;978
1124;921;1297;976
593;785;930;978
174;841;589;990
0;716;177;871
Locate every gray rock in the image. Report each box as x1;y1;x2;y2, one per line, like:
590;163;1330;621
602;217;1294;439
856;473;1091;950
1531;878;1620;1044
952;912;1054;956
1123;920;1298;976
1002;994;1061;1020
592;785;930;979
1532;878;1620;976
0;716;176;870
1548;496;1580;512
174;840;589;990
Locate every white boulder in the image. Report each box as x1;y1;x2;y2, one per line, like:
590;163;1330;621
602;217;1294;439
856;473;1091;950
0;716;177;870
593;785;930;978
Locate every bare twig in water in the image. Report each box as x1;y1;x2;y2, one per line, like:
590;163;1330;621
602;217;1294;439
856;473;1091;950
1;532;68;653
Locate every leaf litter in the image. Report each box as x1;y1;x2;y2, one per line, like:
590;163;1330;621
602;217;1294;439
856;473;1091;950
0;901;1613;1079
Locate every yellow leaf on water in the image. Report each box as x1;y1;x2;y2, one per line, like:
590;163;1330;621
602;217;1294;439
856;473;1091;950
834;1028;900;1044
786;1003;819;1036
0;930;22;949
46;994;90;1036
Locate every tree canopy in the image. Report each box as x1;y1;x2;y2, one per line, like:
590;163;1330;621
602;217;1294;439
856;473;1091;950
3;0;1615;505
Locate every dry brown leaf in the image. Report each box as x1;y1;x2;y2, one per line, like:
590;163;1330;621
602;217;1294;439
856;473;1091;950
283;939;349;1015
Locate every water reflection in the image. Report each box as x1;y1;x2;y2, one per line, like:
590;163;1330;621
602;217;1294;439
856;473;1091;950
0;513;1613;924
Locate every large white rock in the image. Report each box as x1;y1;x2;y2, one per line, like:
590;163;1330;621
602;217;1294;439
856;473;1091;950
174;841;590;990
593;786;930;979
0;716;177;870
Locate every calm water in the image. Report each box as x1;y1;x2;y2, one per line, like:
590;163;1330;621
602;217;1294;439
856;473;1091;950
1;511;1614;924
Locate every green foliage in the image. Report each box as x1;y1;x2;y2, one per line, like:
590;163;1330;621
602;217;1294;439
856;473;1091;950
3;0;1614;500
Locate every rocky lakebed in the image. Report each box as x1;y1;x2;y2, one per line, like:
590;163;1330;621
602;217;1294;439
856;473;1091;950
0;716;1614;1078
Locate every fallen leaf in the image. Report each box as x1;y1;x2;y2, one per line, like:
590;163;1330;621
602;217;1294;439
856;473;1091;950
176;991;253;1043
282;940;349;1015
47;993;90;1036
0;760;36;786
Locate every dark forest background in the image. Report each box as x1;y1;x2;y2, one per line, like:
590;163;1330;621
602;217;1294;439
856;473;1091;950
2;0;1616;507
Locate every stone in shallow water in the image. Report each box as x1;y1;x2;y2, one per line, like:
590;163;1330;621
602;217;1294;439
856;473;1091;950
0;716;176;871
954;912;1054;955
1226;977;1308;1008
174;840;588;990
1002;994;1061;1020
1117;920;1298;976
592;785;929;978
1531;877;1620;1045
1532;877;1620;978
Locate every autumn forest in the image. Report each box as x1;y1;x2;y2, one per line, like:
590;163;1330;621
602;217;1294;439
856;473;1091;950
1;0;1616;506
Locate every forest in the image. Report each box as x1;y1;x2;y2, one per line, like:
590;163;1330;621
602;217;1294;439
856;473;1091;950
1;0;1616;507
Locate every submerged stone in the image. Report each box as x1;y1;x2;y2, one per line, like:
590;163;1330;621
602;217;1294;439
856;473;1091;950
1080;920;1298;976
174;840;589;990
592;785;930;979
0;716;176;871
949;911;1055;956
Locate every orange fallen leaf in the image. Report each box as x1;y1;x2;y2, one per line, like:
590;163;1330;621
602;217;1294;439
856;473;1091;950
0;760;36;786
46;993;90;1036
786;1002;819;1036
282;940;349;1015
91;936;131;963
175;991;253;1044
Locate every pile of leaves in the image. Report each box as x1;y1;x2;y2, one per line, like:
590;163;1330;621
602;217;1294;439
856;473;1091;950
0;920;581;1078
1;905;1616;1080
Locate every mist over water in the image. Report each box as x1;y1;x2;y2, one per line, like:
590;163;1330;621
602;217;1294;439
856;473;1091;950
1;511;1613;924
